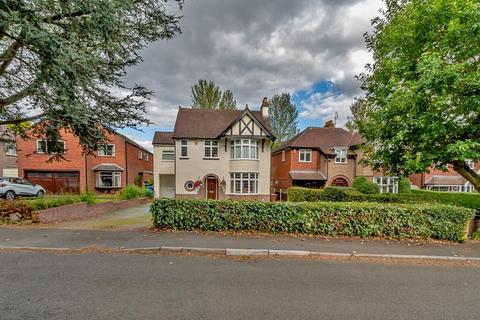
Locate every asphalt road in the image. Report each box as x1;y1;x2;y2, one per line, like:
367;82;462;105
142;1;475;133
0;252;478;320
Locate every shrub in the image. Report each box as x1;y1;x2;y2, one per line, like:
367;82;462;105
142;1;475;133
80;192;97;205
288;187;364;202
119;184;153;200
398;178;412;193
353;176;380;194
151;198;474;241
0;200;33;220
28;194;81;211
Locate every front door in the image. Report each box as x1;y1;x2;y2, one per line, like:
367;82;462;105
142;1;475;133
206;178;218;200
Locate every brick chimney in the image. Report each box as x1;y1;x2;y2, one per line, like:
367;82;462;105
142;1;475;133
260;97;269;118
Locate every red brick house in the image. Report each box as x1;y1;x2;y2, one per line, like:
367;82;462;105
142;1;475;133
409;162;478;192
271;127;397;198
17;129;153;194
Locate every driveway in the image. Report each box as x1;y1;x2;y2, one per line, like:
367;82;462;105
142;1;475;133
43;204;152;230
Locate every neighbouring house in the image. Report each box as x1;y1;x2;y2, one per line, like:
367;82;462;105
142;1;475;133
0;125;18;178
409;162;478;192
153;98;275;201
17;129;153;194
271;127;398;198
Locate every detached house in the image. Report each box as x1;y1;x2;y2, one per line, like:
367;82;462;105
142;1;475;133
17;129;153;193
271;127;398;198
153;98;275;201
409;162;478;192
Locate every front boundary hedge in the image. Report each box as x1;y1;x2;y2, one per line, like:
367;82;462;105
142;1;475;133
151;198;474;242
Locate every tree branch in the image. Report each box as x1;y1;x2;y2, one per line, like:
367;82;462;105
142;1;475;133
0;112;46;125
452;160;480;192
0;81;36;108
0;40;22;76
46;10;91;22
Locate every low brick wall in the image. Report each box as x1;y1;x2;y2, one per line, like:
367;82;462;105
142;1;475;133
32;197;151;224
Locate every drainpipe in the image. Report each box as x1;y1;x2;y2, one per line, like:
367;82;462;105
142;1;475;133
85;153;88;192
125;140;128;187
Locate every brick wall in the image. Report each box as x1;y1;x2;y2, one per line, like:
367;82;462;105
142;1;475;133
125;142;153;186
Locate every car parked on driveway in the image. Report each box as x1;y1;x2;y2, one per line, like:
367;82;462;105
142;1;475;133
0;177;46;200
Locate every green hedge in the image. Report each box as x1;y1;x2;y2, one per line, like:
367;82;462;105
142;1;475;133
119;185;153;200
288;187;480;209
151;198;474;241
353;177;380;194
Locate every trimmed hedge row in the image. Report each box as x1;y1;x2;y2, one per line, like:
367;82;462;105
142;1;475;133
287;187;480;209
151;198;474;241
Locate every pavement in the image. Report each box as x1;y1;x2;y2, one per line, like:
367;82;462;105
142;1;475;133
1;251;479;319
1;226;480;260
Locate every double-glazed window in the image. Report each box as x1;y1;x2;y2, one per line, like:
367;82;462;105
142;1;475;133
230;172;258;194
299;149;311;162
137;150;143;159
98;144;115;156
180;140;188;158
231;139;258;160
5;142;16;156
335;148;347;163
36;140;66;154
204;140;219;158
162;150;175;161
96;172;121;188
373;176;398;193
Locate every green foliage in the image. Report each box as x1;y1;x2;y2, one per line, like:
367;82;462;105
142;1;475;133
79;192;97;205
269;93;298;142
27;195;82;211
0;200;33;221
358;0;480;189
288;187;480;209
353;177;380;194
471;230;480;240
398;178;412;193
191;80;236;110
151;198;473;241
0;0;183;155
119;185;153;200
345;98;368;132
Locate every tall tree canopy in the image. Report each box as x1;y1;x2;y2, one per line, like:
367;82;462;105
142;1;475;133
190;79;236;110
357;0;480;190
345;98;368;132
0;0;183;155
269;92;298;142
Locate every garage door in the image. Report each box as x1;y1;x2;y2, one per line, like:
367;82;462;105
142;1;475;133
159;174;175;198
25;171;80;194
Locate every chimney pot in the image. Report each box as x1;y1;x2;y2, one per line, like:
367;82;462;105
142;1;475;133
261;97;269;118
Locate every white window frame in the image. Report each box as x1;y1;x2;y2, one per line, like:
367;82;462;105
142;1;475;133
162;150;175;161
36;139;66;154
281;150;285;162
144;153;149;161
98;144;115;157
180;140;188;158
230;139;259;160
137;150;143;159
5;142;17;156
299;149;311;162
335;148;347;164
230;172;258;194
466;160;475;169
204;140;219;159
95;171;122;188
373;176;398;193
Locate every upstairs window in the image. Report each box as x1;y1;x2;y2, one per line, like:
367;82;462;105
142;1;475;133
98;144;115;157
144;153;149;161
299;149;311;162
180;140;188;158
281;150;285;162
335;148;347;163
231;139;258;160
36;140;65;155
5;142;16;156
162;150;175;161
204;140;219;158
466;160;475;169
137;150;143;159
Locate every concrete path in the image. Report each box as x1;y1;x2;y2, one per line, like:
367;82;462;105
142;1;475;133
36;204;152;230
1;227;479;258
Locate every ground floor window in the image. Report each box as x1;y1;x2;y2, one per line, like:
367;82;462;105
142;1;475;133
230;172;258;194
427;185;474;192
96;171;121;188
373;176;398;193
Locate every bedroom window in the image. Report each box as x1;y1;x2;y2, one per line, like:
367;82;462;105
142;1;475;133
230;139;258;160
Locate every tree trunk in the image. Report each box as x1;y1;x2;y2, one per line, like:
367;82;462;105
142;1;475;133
452;160;480;192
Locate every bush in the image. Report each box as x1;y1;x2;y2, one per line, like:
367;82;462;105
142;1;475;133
119;185;153;200
80;192;97;205
28;194;82;211
398;178;412;193
0;200;33;221
151;198;474;241
288;187;364;202
353;177;380;194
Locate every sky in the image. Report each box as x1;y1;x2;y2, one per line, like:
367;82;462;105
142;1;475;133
119;0;384;151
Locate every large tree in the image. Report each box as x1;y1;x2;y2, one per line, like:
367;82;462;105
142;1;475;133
345;98;368;132
190;79;236;110
0;0;183;155
269;93;298;142
357;0;480;190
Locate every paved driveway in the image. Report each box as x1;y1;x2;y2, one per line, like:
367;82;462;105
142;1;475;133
44;204;152;230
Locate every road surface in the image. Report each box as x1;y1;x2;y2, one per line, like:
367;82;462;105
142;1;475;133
0;251;478;319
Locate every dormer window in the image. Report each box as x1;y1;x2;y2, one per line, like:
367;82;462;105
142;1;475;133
299;149;311;162
335;148;347;164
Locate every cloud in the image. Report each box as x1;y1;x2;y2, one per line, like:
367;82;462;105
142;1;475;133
123;0;383;131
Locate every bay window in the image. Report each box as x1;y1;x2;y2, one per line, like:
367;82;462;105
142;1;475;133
96;172;122;188
373;176;398;193
230;172;258;194
230;139;258;160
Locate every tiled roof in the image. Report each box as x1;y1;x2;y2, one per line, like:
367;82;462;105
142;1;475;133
114;131;153;155
289;170;327;181
171;107;274;139
92;163;125;172
424;175;467;186
152;131;174;145
273;127;365;155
